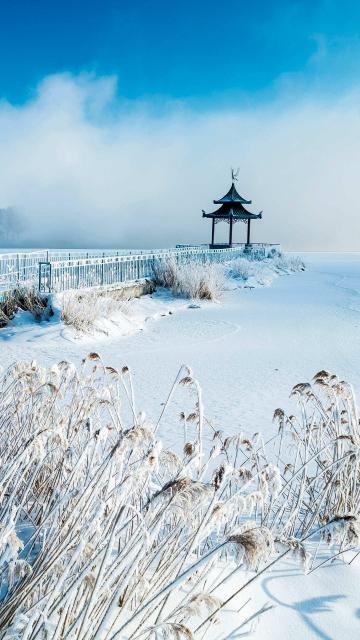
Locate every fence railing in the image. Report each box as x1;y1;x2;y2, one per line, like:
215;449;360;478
0;244;281;294
0;251;48;293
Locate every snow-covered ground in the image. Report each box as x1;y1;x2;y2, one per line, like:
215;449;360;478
2;253;360;444
1;252;360;638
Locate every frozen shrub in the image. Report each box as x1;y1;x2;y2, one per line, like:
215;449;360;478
0;307;9;328
273;254;305;272
60;289;128;333
268;246;281;258
228;253;305;287
0;286;50;325
13;286;51;321
228;258;253;281
153;257;224;300
152;256;178;289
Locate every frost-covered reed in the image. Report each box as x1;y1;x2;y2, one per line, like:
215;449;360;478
228;253;305;284
0;287;50;327
0;360;358;639
152;257;225;300
60;290;130;334
273;254;306;272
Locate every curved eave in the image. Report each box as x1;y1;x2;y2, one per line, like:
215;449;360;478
203;210;263;220
213;183;252;205
214;197;252;205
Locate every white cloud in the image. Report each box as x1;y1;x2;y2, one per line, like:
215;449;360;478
0;72;359;250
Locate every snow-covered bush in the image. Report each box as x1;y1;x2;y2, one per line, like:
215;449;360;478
14;286;51;321
228;253;305;287
152;256;178;289
268;246;282;258
153;257;225;300
273;254;306;272
228;257;253;281
0;286;50;326
0;359;358;638
59;289;129;333
0;304;11;327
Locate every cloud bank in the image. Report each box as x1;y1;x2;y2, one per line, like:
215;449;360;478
0;72;359;250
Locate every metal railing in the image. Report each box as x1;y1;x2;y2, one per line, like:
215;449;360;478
0;251;48;293
0;244;281;294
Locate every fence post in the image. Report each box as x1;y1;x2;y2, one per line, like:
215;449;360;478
101;258;104;286
38;261;52;293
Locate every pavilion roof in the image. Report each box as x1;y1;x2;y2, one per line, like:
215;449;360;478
214;182;251;205
202;202;262;220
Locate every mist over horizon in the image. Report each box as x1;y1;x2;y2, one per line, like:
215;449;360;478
1;72;360;252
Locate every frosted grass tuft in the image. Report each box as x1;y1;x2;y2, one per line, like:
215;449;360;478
0;358;358;638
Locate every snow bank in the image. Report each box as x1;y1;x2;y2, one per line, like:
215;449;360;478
228;253;305;288
0;253;305;344
57;288;194;340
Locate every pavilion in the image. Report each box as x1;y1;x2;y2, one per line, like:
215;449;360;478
202;175;263;249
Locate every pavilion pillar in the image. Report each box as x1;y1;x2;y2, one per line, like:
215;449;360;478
246;219;251;245
229;217;233;247
211;218;215;246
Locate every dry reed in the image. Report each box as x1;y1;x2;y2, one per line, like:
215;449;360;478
0;360;358;639
0;287;50;326
152;258;224;300
59;290;130;334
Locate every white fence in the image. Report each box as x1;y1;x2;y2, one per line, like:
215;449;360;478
0;244;281;295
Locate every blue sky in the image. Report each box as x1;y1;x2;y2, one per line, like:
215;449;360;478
2;0;360;105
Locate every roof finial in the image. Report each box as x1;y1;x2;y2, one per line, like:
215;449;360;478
231;167;239;182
